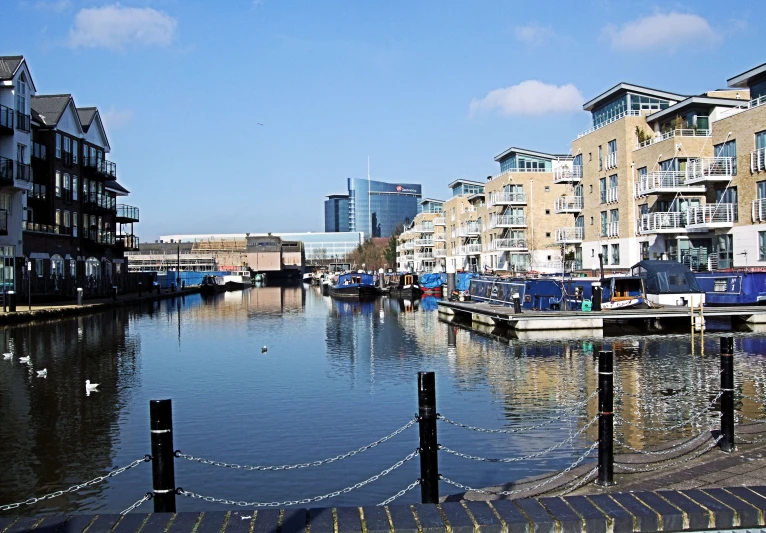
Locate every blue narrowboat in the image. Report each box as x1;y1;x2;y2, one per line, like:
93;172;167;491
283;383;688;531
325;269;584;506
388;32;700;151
469;277;595;311
694;271;766;306
328;272;378;299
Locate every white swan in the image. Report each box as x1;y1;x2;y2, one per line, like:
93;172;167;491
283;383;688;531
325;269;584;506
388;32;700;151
36;368;47;378
85;380;99;392
19;356;30;364
2;353;12;360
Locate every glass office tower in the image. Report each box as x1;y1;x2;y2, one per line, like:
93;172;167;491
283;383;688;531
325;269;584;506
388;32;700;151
324;194;350;232
347;178;421;238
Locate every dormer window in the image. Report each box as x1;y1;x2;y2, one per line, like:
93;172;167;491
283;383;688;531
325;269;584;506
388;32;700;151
15;80;26;114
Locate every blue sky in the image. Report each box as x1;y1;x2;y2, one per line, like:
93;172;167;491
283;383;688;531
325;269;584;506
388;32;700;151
7;0;765;239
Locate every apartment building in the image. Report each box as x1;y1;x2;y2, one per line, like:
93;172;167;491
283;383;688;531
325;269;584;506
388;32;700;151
396;198;445;273
444;179;484;272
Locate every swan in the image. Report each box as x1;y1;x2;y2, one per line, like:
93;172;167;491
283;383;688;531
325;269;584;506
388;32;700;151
85;380;99;392
36;368;47;378
19;356;30;364
3;353;11;360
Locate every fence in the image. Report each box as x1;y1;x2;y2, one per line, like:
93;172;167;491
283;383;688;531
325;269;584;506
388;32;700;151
1;337;764;516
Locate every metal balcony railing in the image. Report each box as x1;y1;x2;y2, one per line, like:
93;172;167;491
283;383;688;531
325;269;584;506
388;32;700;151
433;249;446;258
555;227;584;243
752;148;766;173
489;191;527;205
0;104;13;132
554;196;583;212
635;171;706;196
117;234;140;250
753;198;766;222
433;233;446;241
414;239;434;247
686;157;734;183
492;238;528;250
577;110;641;139
82;156;117;179
23;222;72;235
638;212;687;234
15;161;30;182
606;187;618;204
460;222;481;236
635;127;711;150
687;204;737;228
461;244;482;255
0;157;13;184
604;152;617;170
602;221;620;238
116;204;140;222
15;111;30;133
0;209;7;236
414;252;434;260
553;165;582;183
490;215;526;228
433;217;446;226
84;192;117;211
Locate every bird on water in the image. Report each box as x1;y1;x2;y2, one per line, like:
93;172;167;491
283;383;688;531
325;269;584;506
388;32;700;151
19;355;30;364
261;346;268;353
37;368;47;378
85;380;99;392
2;352;12;360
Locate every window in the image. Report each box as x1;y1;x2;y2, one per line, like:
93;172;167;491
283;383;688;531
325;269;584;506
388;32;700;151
64;137;71;157
51;255;64;277
64;211;70;227
640;204;649;216
601;245;609;265
761;232;766;261
599;178;606;203
55;209;61;227
600;211;607;236
72;176;78;200
608;140;616;155
714;140;737;175
545;209;550;215
544;186;550;192
55;171;61;197
598;145;603;170
591;249;595;257
0;193;10;215
72;140;78;164
15;80;26;113
611;244;620;265
589;153;592;161
590;216;594;225
17;143;25;164
83;178;89;197
70;260;76;277
56;134;61;159
589;184;593;194
33;142;46;160
73;211;78;237
35;259;44;277
64;173;70;191
716;187;739;221
641;241;649;261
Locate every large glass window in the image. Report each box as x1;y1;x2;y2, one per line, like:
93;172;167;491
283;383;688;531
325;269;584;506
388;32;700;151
756;131;766;151
15;81;26;113
600;211;607;236
592;96;627;127
601;244;609;265
761;232;766;261
611;244;620;265
608;140;617;155
55;134;61;159
751;78;766;100
716;187;738;221
714;140;737;175
599;178;606;203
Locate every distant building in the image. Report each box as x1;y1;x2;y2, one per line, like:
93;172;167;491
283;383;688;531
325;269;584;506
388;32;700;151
324;178;422;238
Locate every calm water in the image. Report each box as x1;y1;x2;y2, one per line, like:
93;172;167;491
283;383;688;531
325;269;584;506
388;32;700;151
1;286;766;515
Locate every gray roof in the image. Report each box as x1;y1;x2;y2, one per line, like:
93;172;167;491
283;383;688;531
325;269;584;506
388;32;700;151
494;146;571;162
31;94;73;126
728;61;766;89
0;56;23;81
646;96;744;123
105;180;130;195
583;82;687;112
77;107;98;130
447;179;484;188
419;198;445;205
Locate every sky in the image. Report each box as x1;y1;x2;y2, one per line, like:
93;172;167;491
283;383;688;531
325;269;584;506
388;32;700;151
6;0;766;240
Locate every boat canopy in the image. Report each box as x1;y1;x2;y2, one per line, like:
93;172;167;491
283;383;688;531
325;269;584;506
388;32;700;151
630;260;700;294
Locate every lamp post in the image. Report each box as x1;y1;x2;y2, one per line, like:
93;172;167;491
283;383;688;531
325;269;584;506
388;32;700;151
176;243;181;286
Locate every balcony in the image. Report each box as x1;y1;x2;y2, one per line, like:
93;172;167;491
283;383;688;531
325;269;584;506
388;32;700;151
638;212;687;234
576;110;641;139
459;222;481;236
15;111;30;133
554;196;583;213
82;156;117;180
555;227;584;244
23;222;72;235
753;198;766;222
601;222;620;238
489;191;527;206
433;249;446;258
404;241;414;250
433;216;446;226
461;244;482;255
414;239;434;247
492;238;528;251
15;162;30;182
490;214;527;228
0;157;12;185
116;204;140;223
415;252;434;260
752;148;766;173
605;187;618;204
433;232;446;242
685;157;734;184
0;104;13;135
84;192;117;211
414;225;434;234
402;254;414;262
88;229;116;245
117;234;140;251
604;152;617;170
635;171;706;196
553;165;582;184
0;209;6;235
635;127;711;150
686;204;737;231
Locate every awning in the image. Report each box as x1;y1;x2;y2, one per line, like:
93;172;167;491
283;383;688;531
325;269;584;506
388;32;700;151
29;252;49;259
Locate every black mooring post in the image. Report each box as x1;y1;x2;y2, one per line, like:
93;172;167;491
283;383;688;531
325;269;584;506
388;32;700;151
150;399;177;512
418;371;439;504
597;350;614;486
720;337;735;452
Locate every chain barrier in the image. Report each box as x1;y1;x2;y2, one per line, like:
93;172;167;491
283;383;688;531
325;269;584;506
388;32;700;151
121;493;153;515
615;391;723;432
0;456;150;512
735;413;765;423
735;434;766;444
439;440;598;497
739;393;766;405
614;424;716;456
378;479;420;506
177;449;418;508
557;466;598;496
176;418;416;472
439;416;598;463
614;436;722;474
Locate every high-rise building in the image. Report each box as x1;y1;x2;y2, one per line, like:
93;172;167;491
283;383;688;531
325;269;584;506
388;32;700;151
324;178;422;238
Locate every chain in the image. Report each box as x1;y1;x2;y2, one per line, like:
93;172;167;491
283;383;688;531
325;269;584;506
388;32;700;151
0;456;150;512
736;413;765;423
614;424;716;456
121;493;153;515
378;479;420;506
557;466;597;496
439;440;598;497
614;436;722;473
177;418;416;471
735;434;766;444
178;449;418;508
439;416;598;463
615;391;723;431
739;393;765;404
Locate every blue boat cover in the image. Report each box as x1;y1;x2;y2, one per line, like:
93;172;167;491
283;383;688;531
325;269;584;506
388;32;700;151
456;273;478;291
420;273;445;289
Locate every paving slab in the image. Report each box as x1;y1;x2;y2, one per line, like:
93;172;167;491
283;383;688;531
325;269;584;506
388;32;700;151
438;503;475;533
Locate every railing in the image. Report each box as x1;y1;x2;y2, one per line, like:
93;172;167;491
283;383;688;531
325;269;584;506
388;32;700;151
23;222;72;235
404;241;414;250
490;214;526;228
460;223;481;236
414;252;434;260
433;217;446;226
82;156;117;179
534;260;578;272
606;187;618;204
492;167;551;180
718;94;766;119
602;221;620;238
433;233;446;241
117;234;140;250
635;170;704;196
88;229;116;244
604;152;617;170
414;239;433;247
15;111;30;133
0;104;13;131
555;227;584;243
433;249;446;258
554;196;583;212
635;127;711;150
552;165;582;183
687;204;737;227
492;238;528;250
414;225;434;233
489;191;527;205
0;157;12;183
461;244;482;255
687;157;734;183
15;161;30;182
84;192;117;210
576;109;641;139
639;212;686;234
402;254;414;261
753;198;766;222
0;209;7;235
752;147;766;173
117;204;140;222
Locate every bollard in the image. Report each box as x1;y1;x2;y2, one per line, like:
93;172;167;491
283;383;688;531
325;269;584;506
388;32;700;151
77;287;83;306
720;337;735;453
182;280;185;290
112;286;117;301
597;350;614;486
592;282;602;312
7;290;16;312
418;371;439;504
171;283;176;293
138;282;142;297
150;399;177;512
512;292;522;314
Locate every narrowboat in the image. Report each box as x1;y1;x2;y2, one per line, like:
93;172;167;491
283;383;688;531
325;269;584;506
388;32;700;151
469;276;594;311
694;271;766;306
223;270;252;290
420;273;445;296
328;272;378;299
600;276;648;309
630;260;704;307
387;273;421;299
200;274;225;295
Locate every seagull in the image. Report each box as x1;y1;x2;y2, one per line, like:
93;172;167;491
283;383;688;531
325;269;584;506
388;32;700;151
3;353;12;360
36;368;47;378
85;380;99;392
257;123;264;126
19;356;30;364
261;346;268;353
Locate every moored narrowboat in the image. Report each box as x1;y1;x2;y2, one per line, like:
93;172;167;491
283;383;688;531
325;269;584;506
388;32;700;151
328;272;378;299
695;270;766;306
387;273;421;299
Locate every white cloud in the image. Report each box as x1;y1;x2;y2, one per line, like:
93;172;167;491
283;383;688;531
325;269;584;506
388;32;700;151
470;80;584;117
67;4;177;50
513;23;554;47
602;12;720;51
34;0;71;12
101;108;133;130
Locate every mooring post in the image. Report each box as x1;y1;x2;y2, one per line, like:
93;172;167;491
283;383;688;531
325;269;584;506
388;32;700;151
150;399;177;512
138;282;142;297
597;350;614;486
418;371;439;504
720;337;735;452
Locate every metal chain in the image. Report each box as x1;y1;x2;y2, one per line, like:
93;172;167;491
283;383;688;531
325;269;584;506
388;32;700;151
739;393;765;405
121;493;153;515
177;418;416;471
736;413;765;423
735;434;766;444
439;440;598;497
615;391;723;431
557;466;598;496
177;449;418;508
0;456;150;512
378;479;420;506
614;424;716;456
439;416;598;463
614;436;722;473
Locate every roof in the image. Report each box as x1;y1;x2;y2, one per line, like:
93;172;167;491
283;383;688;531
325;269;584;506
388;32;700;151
419;198;445;205
77;107;98;130
447;179;484;189
646;96;744;123
0;56;24;81
467;193;485;201
31;94;73;126
325;193;349;199
494;146;571;163
728;61;766;88
105;179;129;195
583;82;687;112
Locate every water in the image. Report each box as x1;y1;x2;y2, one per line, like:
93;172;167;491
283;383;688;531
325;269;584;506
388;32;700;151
1;286;766;515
